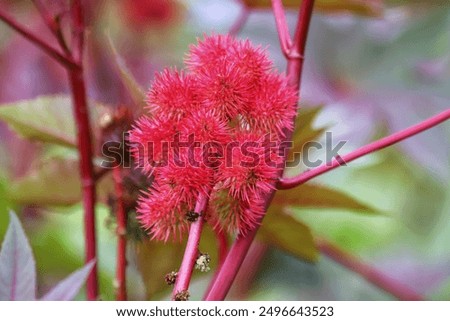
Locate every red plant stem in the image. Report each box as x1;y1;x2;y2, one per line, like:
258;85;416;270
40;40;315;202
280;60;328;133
68;69;98;301
113;166;127;301
172;193;210;299
67;0;98;301
278;108;450;190
202;230;229;300
316;238;424;300
32;0;71;55
205;0;315;301
0;8;79;69
271;0;292;57
228;242;268;300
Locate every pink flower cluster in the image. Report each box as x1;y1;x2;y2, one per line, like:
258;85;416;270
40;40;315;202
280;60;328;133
129;35;298;241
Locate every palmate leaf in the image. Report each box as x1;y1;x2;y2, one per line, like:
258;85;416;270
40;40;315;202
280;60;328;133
0;96;76;148
0;211;36;301
259;207;318;262
242;0;383;17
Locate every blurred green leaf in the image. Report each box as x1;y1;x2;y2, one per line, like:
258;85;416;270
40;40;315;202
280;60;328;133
288;106;327;160
259;208;318;262
0;95;111;149
8;157;81;206
0;96;76;148
107;37;146;108
242;0;383;17
273;183;380;214
7;157;113;206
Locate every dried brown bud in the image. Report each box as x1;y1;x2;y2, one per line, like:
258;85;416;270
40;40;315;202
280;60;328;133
174;290;190;301
164;271;178;285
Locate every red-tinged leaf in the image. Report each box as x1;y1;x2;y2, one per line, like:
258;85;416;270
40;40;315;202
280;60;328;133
41;261;95;301
0;211;36;301
259;207;318;262
242;0;383;17
272;183;379;214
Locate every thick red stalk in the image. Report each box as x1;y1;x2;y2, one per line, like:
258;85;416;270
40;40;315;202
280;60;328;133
228;242;268;300
68;0;98;301
113;166;127;301
68;69;98;300
278;108;450;190
316;238;424;300
172;193;210;299
205;0;315;301
0;8;78;69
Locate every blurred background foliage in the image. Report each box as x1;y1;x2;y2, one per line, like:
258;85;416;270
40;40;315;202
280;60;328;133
0;0;449;300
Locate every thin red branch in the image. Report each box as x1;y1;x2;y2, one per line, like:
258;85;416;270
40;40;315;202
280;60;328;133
270;0;292;57
205;0;315;301
316;238;424;301
278;108;450;190
32;0;71;55
0;8;78;69
70;0;84;63
113;166;127;301
291;0;315;58
172;193;210;300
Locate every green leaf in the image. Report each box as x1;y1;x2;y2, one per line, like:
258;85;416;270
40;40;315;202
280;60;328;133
288;106;327;160
259;208;318;262
0;96;76;148
273;183;380;214
242;0;383;17
0;95;110;149
107;37;146;108
7;156;112;206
